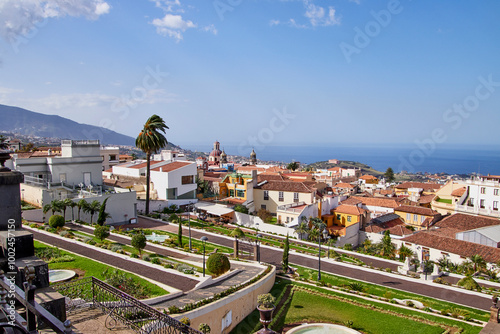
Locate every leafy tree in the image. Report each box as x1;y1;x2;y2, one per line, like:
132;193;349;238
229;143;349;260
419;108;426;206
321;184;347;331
380;230;396;259
49;215;65;229
135;114;169;214
384;167;395;183
177;219;183;247
233;204;249;214
256;208;272;224
282;234;290;272
96;198;111;226
0;135;7;150
20;142;35;153
287;161;299;171
84;200;101;224
398;244;414;261
94;225;110;241
131;233;147;258
77;199;88;221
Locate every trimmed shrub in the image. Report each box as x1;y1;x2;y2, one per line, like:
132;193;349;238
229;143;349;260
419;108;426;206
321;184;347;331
94;225;110;242
180;317;190;326
49;215;65;229
151;257;161;265
206;253;230;276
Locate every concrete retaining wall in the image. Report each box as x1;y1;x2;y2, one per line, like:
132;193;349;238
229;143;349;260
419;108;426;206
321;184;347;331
173;266;276;334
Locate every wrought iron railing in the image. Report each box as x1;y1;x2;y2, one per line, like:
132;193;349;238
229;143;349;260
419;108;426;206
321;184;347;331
53;277;202;334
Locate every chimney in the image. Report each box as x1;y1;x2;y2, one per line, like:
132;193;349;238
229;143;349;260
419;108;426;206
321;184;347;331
48;149;52;155
160;167;163;172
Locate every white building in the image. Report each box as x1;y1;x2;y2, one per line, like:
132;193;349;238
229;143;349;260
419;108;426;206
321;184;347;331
455;175;500;219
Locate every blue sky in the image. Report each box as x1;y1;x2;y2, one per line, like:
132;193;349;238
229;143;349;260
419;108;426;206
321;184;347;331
0;0;499;153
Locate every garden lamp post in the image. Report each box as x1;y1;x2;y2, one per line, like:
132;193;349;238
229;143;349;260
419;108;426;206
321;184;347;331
187;203;193;252
256;233;262;263
201;236;208;277
324;230;330;259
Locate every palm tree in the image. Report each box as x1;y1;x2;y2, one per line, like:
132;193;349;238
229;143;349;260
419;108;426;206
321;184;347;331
135;114;169;215
295;217;309;240
77;199;88;221
61;198;73;221
43;200;63;217
469;254;487;274
397;244;414;261
308;226;320;242
66;200;77;221
84;200;101;224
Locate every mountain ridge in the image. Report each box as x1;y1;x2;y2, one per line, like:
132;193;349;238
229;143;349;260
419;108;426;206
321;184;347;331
0;104;136;146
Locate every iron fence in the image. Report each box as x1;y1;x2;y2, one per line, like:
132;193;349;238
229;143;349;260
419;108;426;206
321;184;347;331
53;277;202;334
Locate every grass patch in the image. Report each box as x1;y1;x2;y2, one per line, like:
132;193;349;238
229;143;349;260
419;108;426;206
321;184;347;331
295;266;489;322
35;241;167;298
436;198;453;204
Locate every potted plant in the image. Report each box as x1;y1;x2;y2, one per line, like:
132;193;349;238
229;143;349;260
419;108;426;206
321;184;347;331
257;293;276;330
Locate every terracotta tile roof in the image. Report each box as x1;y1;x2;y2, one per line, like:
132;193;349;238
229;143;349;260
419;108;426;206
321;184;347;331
379;189;395;195
333;183;356;189
401;231;500;263
451;187;467;197
257;174;289;182
129;162;149;169
434;213;500;232
327;167;343;172
333;204;368;216
365;224;413;237
419;194;436;204
341;197;363;205
254;180;315;193
394;205;439;216
396;182;442;191
359;174;378;180
150;161;193;172
104;168;113;173
351;196;403;209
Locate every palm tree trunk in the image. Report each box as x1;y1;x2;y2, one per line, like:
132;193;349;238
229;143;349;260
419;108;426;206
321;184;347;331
146;153;151;215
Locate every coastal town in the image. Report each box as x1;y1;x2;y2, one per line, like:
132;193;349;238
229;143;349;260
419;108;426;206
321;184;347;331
1;127;500;333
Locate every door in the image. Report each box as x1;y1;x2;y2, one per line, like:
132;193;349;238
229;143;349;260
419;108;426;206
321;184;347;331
83;172;91;186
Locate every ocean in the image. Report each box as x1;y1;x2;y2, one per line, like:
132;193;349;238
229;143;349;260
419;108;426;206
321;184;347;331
183;143;500;175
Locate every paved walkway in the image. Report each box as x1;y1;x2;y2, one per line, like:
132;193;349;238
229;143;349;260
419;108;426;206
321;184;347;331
136;216;493;311
29;225;264;311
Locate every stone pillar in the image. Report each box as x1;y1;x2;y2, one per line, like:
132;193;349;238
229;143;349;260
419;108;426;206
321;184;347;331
233;239;239;258
490;307;499;323
0;170;24;230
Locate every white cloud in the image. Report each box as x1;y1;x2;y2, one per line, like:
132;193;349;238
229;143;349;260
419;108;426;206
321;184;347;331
151;0;182;12
202;24;218;35
0;0;111;42
271;0;341;29
305;2;341;26
151;14;196;41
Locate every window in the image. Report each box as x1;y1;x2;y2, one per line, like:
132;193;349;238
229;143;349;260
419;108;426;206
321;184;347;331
263;190;269;200
494;201;498;211
495;189;499;196
480;187;486;194
166;188;177;199
279;191;284;202
480;199;485;209
109;154;117;161
413;214;418;221
421;215;425;223
347;216;351;222
229;189;235;197
181;175;194;184
261;205;266;210
406;213;411;221
237;190;245;198
336;214;341;221
293;192;299;203
468;198;474;206
286;217;290;223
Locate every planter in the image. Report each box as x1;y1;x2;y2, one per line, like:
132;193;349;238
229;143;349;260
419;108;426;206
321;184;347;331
256;306;278;333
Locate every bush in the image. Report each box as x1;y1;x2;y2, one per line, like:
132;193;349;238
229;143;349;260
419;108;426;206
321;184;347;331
206;253;230;276
29;223;38;228
48;255;75;263
94;225;110;242
87;239;96;245
199;323;211;334
130;253;139;259
180;317;190;326
151;257;161;265
164;263;174;269
168;305;180;314
110;245;122;252
59;230;72;237
49;215;65;229
343;243;353;251
143;256;151;262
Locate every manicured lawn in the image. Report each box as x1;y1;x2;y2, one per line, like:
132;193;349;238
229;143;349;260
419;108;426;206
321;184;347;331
285;290;481;334
34;241;167;298
231;279;483;334
295;266;489;322
436;198;453;204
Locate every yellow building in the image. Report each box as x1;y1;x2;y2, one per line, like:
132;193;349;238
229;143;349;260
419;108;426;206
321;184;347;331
394;205;441;230
326;204;368;236
254;180;317;216
218;172;254;204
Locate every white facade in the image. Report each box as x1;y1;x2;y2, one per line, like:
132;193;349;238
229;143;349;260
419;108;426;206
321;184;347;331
14;140;103;187
456;176;500;218
150;162;197;201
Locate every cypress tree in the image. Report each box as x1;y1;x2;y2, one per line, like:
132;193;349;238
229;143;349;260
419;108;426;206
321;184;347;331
282;233;290;272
